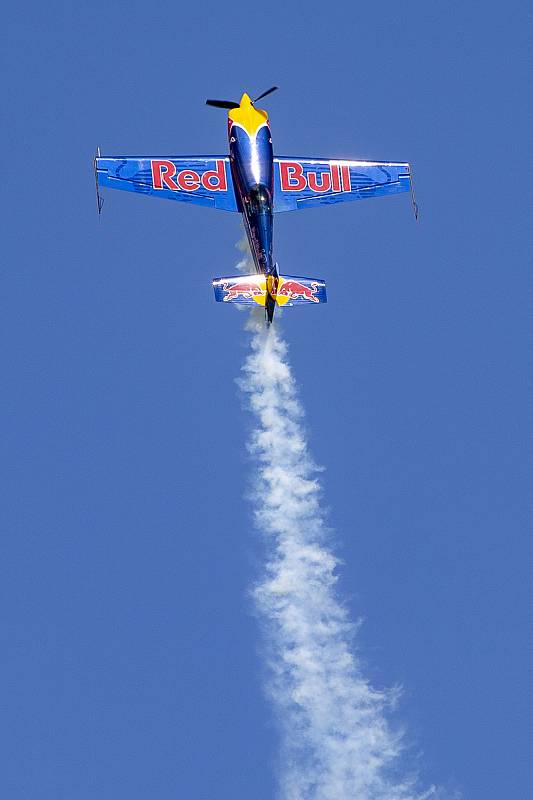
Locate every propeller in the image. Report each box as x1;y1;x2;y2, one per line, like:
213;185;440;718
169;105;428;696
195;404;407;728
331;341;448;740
206;86;278;109
205;99;239;109
253;85;278;102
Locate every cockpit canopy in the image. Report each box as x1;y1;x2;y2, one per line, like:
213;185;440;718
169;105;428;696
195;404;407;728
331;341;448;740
248;184;271;215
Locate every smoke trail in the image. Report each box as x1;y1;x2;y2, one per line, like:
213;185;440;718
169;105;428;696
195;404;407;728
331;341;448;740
235;235;254;273
239;313;433;800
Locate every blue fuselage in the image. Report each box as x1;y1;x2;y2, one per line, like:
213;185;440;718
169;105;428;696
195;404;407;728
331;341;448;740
229;121;275;276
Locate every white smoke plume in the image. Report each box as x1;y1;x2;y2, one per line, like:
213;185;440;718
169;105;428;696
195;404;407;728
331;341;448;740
235;235;254;273
239;312;434;800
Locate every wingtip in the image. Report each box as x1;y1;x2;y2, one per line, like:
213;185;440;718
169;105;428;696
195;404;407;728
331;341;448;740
409;165;419;221
94;147;103;217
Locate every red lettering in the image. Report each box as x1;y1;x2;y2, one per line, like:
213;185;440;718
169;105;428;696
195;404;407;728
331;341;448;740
201;160;227;191
151;160;178;190
331;164;341;192
341;165;351;192
308;170;332;193
176;170;200;191
280;161;306;192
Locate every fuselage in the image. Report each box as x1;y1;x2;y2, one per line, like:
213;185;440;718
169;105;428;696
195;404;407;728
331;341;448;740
228;94;275;278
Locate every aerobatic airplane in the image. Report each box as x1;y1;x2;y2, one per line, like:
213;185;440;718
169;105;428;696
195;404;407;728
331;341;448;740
94;87;417;323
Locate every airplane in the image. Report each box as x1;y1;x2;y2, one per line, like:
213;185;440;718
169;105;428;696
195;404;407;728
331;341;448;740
94;87;417;324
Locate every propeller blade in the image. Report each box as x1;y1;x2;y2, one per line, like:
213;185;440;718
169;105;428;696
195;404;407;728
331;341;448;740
254;86;278;102
205;99;239;109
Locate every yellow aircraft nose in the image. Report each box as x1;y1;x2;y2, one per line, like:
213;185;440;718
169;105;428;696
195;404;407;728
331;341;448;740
228;92;269;136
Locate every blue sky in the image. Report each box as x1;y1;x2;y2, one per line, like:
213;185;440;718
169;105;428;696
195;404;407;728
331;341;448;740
2;1;531;798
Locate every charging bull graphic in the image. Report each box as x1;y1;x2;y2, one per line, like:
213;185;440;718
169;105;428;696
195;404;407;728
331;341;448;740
222;281;265;302
275;280;320;303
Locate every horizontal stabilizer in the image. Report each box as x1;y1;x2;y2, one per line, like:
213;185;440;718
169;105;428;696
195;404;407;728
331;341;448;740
213;274;268;305
274;274;326;306
212;273;326;306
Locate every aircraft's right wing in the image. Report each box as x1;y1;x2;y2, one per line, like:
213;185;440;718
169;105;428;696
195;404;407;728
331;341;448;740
94;154;239;212
273;158;417;217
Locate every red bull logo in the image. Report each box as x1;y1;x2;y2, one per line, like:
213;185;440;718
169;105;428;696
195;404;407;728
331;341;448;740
223;281;265;302
151;159;227;192
274;279;320;304
279;161;351;193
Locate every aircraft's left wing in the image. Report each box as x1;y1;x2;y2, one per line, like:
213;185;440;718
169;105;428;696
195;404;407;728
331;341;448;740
94;155;239;212
273;158;417;217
